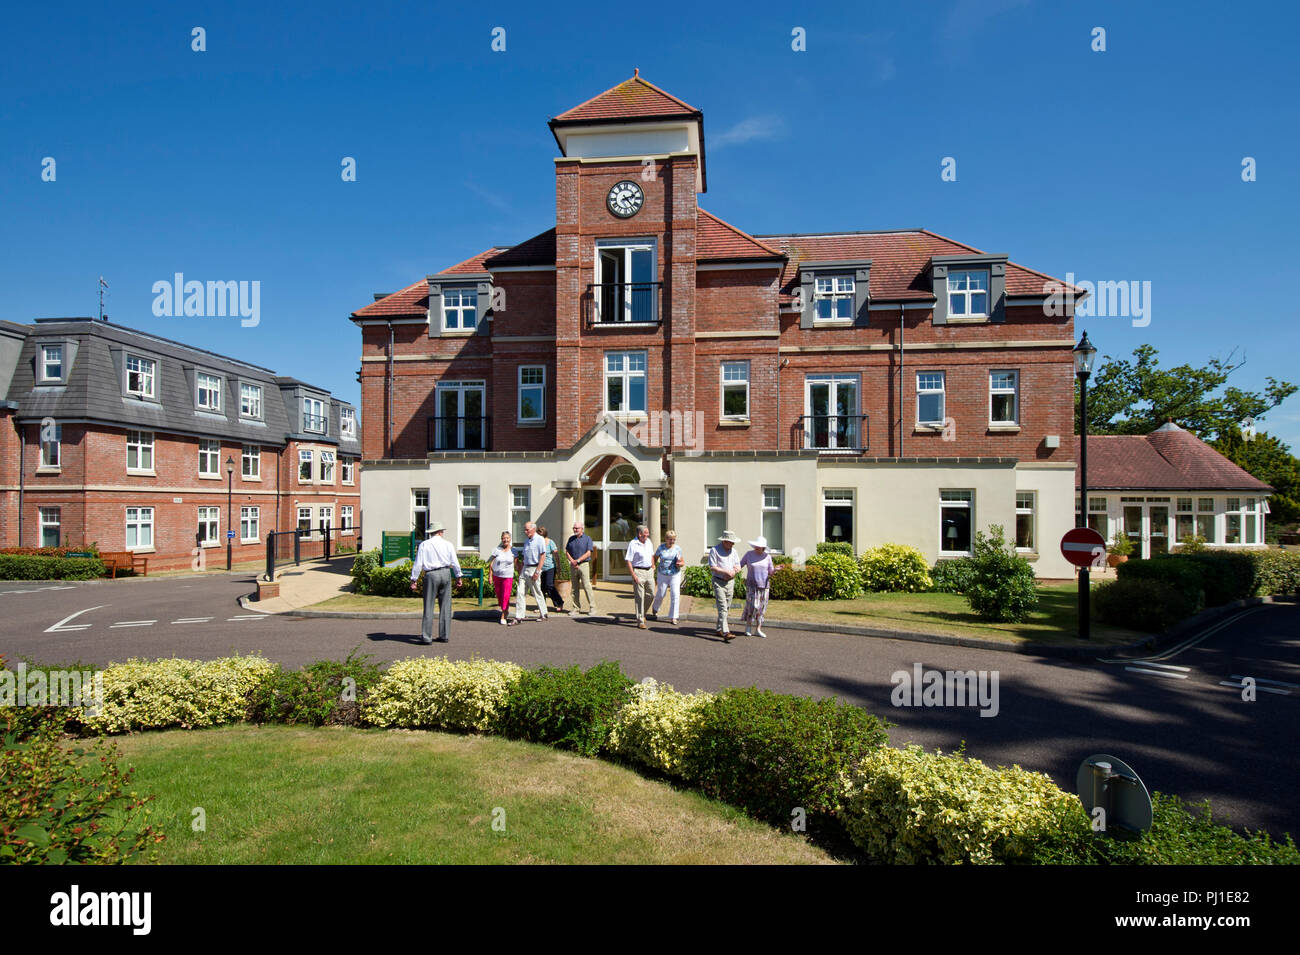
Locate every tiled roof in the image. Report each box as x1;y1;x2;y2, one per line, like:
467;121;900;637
552;72;700;124
697;209;783;260
1075;424;1272;492
759;229;1077;303
352;248;507;318
485;229;556;269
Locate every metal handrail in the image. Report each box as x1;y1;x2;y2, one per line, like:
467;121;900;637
793;414;869;451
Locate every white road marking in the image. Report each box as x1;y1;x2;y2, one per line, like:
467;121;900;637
226;615;266;621
1125;666;1188;680
110;620;156;628
1230;674;1300;689
45;606;105;633
1218;680;1290;695
172;617;213;624
1128;661;1189;672
0;585;76;595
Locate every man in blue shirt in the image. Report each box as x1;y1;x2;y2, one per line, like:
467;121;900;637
515;521;549;622
565;521;599;615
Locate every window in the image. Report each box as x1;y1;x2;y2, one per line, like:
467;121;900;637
297;507;313;536
511;486;531;543
40;345;63;382
198;506;220;546
1015;492;1035;551
823;489;854;548
518;366;545;423
948;270;989;318
126;430;154;471
1225;498;1242;544
341;505;354;533
240;383;263;419
705;486;728;545
303;397;326;433
299;449;314;482
940;490;973;554
198;439;220;477
762;486;784;552
1077;496;1108;539
126;507;154;549
1197;498;1216;542
197;373;222;411
442;288;478;331
126;354;156;398
240;506;260;542
434;381;487;450
917;372;945;425
1175;498;1194;543
814;275;854;322
721;361;749;420
605;351;647;414
40;422;61;468
990;371;1018;425
242;445;260;479
320;450;335;483
413;489;429;539
459;486;480;549
596;239;656;323
320;506;333;534
341;458;355;484
1244;498;1259;544
39;507;60;548
340;407;356;437
804;375;860;450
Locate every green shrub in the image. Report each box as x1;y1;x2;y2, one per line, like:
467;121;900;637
1116;557;1206;609
369;560;417;597
606;679;713;777
682;687;889;829
501;661;634;757
929;557;977;594
681;564;744;600
815;541;854;557
858;544;933;593
768;565;831;600
79;656;277;735
1093;578;1199;632
1178;551;1257;605
247;652;384;726
806;551;861;600
349;549;381;593
0;714;160;864
0;554;105;581
363;656;524;733
771;553;794;567
964;526;1039;622
844;744;1079;864
1252;550;1300;596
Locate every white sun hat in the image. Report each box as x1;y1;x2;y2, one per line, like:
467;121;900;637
748;536;768;549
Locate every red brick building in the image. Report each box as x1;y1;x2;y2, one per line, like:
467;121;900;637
0;317;361;571
352;74;1084;577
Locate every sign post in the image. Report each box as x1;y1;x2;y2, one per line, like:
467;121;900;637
1061;527;1107;639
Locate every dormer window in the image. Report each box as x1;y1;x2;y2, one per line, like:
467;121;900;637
126;354;156;398
197;373;222;411
814;276;854;322
341;407;356;437
40;344;64;382
303;396;326;433
442;288;478;331
949;270;989;318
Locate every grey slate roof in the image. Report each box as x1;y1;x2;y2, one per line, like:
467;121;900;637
3;318;361;455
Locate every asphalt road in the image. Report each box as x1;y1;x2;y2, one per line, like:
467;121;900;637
4;573;1297;839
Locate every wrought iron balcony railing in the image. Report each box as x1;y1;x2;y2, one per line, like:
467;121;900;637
793;414;869;452
585;281;662;326
428;415;490;452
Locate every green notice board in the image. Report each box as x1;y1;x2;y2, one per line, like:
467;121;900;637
382;532;414;566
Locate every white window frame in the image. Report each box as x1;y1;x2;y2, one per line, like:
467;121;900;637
948;270;989;319
340;505;354;534
813;275;854;323
125;506;154;550
341;457;355;484
39;506;61;547
240;506;260;543
198;439;221;477
40;422;61;469
240;382;263;419
197;373;222;412
939;490;974;556
434;380;487;450
442;287;478;331
302;397;326;434
705;486;728;544
319;506;333;535
604;351;648;415
298;449;314;483
340;407;356;437
126;430;154;472
40;344;64;382
320;450;336;484
511;486;532;543
721;361;750;420
917;371;946;426
198;506;220;547
822;488;855;548
990;370;1019;425
459;486;480;550
413;489;429;538
297;506;313;537
518;366;546;423
242;444;260;479
595;238;657;324
761;485;784;553
1015;491;1036;552
125;354;156;399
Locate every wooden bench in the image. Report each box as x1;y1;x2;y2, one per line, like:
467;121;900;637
100;551;149;578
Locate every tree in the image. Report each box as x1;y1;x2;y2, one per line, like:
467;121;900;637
1076;344;1297;441
1212;429;1300;527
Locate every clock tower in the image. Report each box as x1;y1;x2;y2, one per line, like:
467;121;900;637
548;71;706;448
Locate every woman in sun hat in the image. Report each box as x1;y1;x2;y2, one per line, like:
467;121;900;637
708;530;742;641
739;536;774;638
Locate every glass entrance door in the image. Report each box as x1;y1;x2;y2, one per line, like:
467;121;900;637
603;490;645;580
435;383;485;450
1148;504;1170;557
805;377;859;449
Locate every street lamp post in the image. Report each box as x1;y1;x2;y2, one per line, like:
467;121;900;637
226;455;236;571
1074;331;1098;640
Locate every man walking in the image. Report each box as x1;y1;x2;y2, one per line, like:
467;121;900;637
515;521;549;623
565;521;598;615
708;530;742;642
409;521;463;644
625;523;655;629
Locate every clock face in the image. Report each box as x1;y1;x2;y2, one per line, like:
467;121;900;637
607;180;644;218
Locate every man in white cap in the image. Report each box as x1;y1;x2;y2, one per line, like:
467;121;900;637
410;521;462;643
708;530;742;641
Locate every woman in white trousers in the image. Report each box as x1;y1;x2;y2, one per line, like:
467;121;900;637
650;530;684;624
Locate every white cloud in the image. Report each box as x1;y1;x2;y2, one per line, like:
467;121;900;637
711;115;787;151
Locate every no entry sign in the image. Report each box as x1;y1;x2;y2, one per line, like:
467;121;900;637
1061;527;1107;568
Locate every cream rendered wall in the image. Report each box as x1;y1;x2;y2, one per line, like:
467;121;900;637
1017;463;1076;578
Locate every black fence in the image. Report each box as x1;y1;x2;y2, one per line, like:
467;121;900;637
428;415;490;452
264;522;362;581
585;281;662;326
793;414;870;452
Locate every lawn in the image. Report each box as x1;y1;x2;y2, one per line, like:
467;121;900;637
759;582;1145;645
110;725;836;865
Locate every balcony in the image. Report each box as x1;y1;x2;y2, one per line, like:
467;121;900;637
428;415;490;452
585;282;662;327
793;414;869;453
302;413;327;433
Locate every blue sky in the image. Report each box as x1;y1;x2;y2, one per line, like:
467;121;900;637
2;0;1298;445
